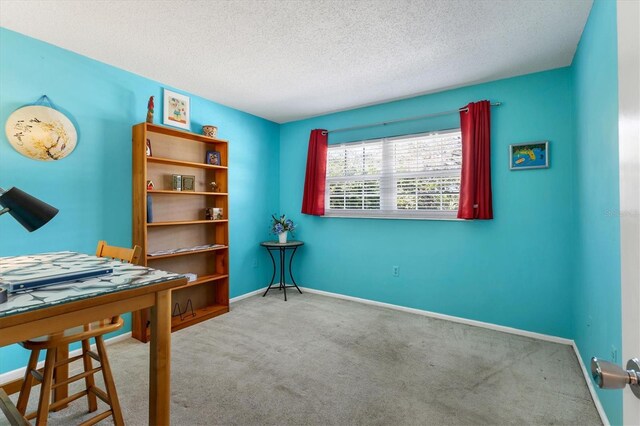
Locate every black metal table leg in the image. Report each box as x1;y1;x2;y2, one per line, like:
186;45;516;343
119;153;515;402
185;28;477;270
262;247;277;297
288;246;303;294
280;247;287;301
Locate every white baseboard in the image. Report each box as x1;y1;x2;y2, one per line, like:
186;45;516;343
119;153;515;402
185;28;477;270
299;287;573;345
299;286;608;426
0;332;132;385
571;341;610;426
230;287;267;303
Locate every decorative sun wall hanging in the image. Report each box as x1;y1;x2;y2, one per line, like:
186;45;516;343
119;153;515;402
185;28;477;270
4;96;77;161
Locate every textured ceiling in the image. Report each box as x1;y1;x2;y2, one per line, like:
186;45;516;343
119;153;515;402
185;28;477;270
0;0;592;123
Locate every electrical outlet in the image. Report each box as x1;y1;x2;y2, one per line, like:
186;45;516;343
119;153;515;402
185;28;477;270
611;345;618;363
252;259;258;268
586;315;592;328
392;266;399;277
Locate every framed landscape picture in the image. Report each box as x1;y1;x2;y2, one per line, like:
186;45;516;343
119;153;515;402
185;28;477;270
163;89;190;130
509;141;549;170
181;175;196;192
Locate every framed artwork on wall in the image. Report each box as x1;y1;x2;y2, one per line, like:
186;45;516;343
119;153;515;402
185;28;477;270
509;141;549;170
163;89;190;130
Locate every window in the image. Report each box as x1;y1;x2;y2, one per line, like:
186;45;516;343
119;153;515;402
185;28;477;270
325;129;462;219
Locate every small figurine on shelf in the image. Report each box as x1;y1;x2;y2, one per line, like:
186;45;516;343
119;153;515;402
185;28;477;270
146;96;154;123
146;180;154;191
209;181;219;192
146;139;152;157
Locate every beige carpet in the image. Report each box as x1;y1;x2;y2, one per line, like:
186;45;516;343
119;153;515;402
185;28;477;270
4;292;601;425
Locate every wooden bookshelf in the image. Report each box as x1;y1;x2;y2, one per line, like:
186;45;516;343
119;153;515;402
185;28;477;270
132;122;229;343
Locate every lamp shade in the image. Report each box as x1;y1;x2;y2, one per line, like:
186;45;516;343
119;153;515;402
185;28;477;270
0;187;59;232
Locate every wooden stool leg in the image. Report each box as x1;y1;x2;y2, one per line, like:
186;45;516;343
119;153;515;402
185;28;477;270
95;336;124;426
81;339;98;412
52;345;69;411
36;348;56;426
17;349;40;414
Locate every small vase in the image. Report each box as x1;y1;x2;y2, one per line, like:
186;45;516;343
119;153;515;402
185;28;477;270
202;125;218;138
278;231;288;244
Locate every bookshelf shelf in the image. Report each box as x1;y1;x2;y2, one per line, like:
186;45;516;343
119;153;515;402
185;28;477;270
147;156;227;170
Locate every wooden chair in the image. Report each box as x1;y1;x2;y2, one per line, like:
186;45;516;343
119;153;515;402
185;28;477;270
16;241;142;426
0;389;28;426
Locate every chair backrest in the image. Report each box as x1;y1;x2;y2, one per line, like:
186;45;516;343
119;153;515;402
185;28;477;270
96;240;142;265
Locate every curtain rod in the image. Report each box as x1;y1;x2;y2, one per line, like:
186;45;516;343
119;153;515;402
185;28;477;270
323;102;501;135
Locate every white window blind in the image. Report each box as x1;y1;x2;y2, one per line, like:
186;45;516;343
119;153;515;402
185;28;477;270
325;129;462;219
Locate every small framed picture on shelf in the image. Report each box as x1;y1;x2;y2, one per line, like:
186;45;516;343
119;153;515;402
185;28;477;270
163;89;190;130
205;207;224;220
171;174;182;191
206;150;221;166
509;141;549;170
181;175;196;191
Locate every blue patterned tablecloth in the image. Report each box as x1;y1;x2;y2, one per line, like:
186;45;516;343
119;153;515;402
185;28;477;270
0;251;183;318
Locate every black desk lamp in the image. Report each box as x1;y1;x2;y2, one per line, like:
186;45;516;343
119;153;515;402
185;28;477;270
0;186;58;302
0;186;59;232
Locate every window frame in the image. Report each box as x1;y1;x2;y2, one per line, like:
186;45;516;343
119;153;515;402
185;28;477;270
323;128;462;220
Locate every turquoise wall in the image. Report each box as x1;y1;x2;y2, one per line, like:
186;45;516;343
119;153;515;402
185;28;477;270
279;68;576;338
0;7;625;424
571;0;622;424
0;28;280;373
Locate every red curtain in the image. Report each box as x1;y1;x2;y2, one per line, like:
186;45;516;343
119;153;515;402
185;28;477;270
301;129;328;216
457;101;493;220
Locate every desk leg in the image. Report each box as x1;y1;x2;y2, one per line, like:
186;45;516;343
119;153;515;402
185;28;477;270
149;289;171;426
52;344;69;411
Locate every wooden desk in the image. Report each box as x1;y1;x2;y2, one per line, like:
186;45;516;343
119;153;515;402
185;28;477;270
0;252;187;425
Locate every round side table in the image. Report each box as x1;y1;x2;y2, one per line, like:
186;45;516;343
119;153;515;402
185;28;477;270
260;240;303;301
